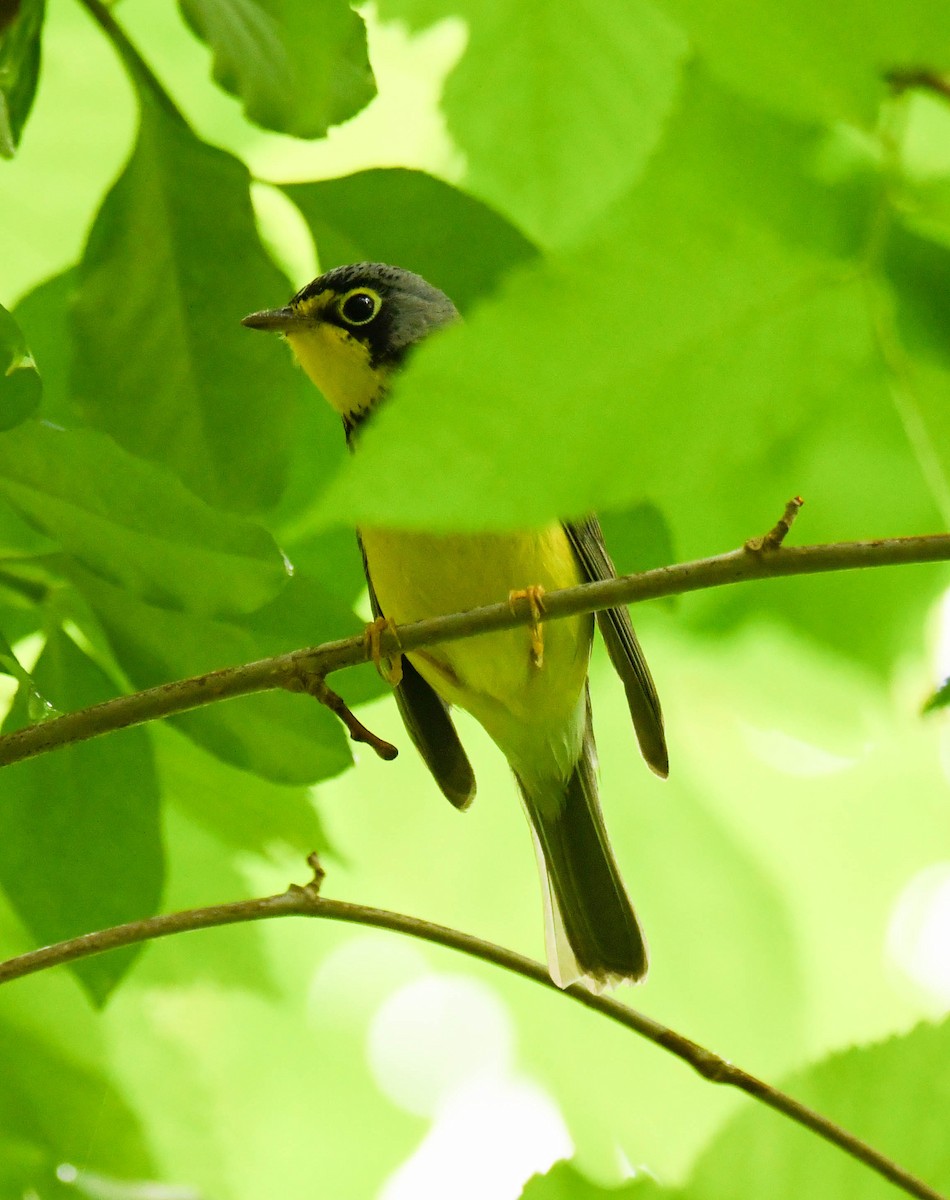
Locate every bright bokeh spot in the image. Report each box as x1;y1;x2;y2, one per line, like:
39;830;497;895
887;863;950;1011
933;586;950;684
308;934;430;1030
367;975;572;1198
379;1074;573;1200
367;973;514;1116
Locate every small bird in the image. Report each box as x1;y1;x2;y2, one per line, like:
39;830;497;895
243;263;667;989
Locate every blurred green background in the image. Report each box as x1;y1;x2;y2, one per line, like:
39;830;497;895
1;0;950;1197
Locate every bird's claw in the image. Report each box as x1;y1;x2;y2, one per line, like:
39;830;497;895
364;616;403;686
509;585;546;668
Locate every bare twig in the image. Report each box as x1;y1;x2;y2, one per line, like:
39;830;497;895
745;496;804;551
294;675;399;761
0;855;943;1200
0;529;948;768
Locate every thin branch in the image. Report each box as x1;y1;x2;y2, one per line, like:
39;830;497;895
0;529;948;768
0;856;943;1200
285;673;398;760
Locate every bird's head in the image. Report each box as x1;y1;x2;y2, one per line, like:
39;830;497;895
242;263;458;431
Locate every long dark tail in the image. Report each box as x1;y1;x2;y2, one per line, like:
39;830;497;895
516;714;647;989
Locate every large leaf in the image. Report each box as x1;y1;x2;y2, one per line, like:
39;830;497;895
0;1014;155;1196
311;71;879;532
158;727;331;859
70;564;375;785
180;0;375;137
0;0;43;158
71;93;303;514
377;0;687;246
0;629;163;1004
653;0;950;127
686;1019;950;1199
282;168;538;310
0;300;40;428
0;420;289;616
310;70;948;667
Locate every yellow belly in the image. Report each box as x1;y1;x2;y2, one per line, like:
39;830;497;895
360;524;592;755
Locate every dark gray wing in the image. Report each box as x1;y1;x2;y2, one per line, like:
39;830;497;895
564;517;668;778
358;533;476;810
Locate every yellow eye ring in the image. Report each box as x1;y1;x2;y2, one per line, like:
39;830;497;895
338;287;382;326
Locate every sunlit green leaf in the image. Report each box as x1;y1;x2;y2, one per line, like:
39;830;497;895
70;564;369;785
0;300;40;428
522;1162;662;1198
653;0;950;126
310;71;874;532
687;1019;950;1199
0;1014;154;1194
71;93;302;513
310;70;947;667
0;0;44;158
923;676;950;713
0;625;54;720
377;0;687;246
0;420;289;616
13;269;76;426
0;629;163;1003
158;727;332;859
180;0;375;137
282;168;539;310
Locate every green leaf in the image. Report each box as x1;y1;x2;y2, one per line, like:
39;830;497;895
310;70;948;668
0;420;289;616
71;564;365;785
377;0;687;246
654;0;950;127
0;1014;155;1194
687;1019;950;1199
522;1163;663;1198
0;629;163;1004
158;728;331;859
0;300;40;428
179;0;375;137
923;676;950;713
71;93;303;513
0;626;54;721
0;0;44;158
13;269;76;426
311;72;875;532
882;220;950;511
598;502;677;577
282;168;539;310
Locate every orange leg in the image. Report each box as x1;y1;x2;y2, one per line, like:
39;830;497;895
364;616;403;686
509;585;546;668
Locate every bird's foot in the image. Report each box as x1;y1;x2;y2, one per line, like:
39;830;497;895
364;616;403;686
509;585;546;668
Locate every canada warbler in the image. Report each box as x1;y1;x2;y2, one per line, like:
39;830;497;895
243;263;667;989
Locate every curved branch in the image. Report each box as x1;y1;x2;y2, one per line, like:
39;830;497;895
0;529;948;767
0;858;943;1200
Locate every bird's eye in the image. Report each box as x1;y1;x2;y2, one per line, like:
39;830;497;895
338;288;381;326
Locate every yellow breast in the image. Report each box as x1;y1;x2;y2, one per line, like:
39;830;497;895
360;523;592;746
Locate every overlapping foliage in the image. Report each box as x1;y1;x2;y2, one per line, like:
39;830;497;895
0;0;949;1196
